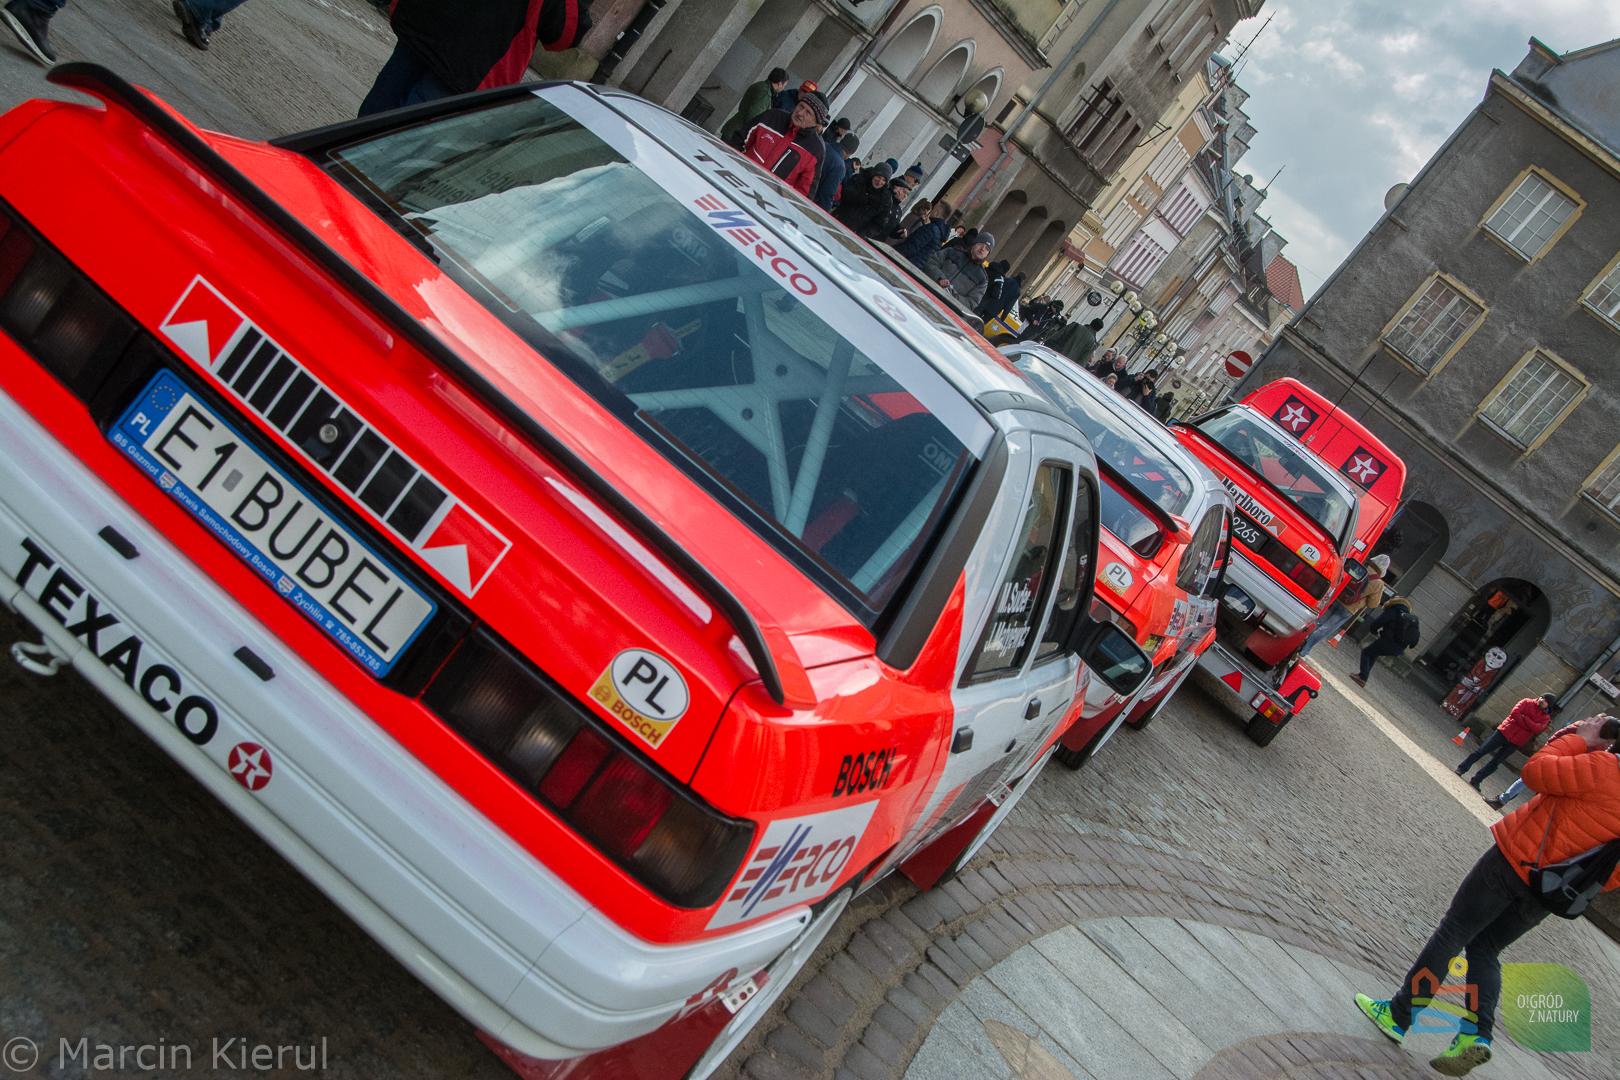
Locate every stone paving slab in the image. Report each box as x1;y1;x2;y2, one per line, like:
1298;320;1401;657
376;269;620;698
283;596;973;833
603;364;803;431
906;917;1570;1080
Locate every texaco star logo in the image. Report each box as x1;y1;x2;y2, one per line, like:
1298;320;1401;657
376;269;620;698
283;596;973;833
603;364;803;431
228;742;273;792
1273;396;1318;435
1340;446;1387;489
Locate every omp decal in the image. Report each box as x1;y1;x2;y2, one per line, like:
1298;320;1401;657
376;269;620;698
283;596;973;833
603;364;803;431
159;277;511;596
690;197;818;296
1273;396;1318;435
710;801;877;928
1341;447;1388;489
1217;476;1275;528
1102;563;1133;592
589;649;690;747
834;748;895;797
228;742;273;791
7;536;221;745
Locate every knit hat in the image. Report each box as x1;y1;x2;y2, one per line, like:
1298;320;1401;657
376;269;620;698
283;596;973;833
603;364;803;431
841;133;860;153
869;161;894;179
904;163;925;182
800;89;831;126
1369;553;1391;574
975;231;996;250
882;158;899;175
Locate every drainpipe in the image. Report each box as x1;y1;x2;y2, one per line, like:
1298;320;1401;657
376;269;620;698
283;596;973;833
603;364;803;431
956;0;1126;217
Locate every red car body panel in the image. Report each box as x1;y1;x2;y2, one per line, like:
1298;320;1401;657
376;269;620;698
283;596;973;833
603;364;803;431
0;92;949;944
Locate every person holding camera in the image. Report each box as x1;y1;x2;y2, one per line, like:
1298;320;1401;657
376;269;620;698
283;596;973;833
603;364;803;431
1456;694;1556;791
1355;715;1620;1076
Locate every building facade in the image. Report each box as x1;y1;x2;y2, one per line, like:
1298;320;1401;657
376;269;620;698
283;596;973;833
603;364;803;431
1243;37;1620;719
536;0;1261;276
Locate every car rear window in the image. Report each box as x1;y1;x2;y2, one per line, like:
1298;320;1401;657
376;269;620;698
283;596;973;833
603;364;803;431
1193;409;1354;546
325;92;980;624
1012;354;1194;517
1099;477;1162;558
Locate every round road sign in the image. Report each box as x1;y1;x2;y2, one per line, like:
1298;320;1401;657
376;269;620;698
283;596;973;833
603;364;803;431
1224;350;1254;379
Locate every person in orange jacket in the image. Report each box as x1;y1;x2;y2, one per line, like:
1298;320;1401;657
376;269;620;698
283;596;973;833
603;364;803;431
1355;716;1620;1075
1455;693;1556;791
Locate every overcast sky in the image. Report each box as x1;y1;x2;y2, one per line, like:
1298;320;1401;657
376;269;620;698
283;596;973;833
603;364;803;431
1232;0;1620;298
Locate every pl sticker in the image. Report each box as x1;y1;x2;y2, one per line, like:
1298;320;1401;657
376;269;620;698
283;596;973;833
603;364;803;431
1102;563;1134;592
590;649;691;748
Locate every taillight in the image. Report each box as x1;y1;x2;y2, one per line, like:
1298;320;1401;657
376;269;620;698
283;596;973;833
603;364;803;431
0;203;137;399
424;630;753;908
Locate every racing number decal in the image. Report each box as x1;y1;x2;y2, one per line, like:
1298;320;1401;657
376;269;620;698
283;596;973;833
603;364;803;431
709;801;877;928
589;649;691;747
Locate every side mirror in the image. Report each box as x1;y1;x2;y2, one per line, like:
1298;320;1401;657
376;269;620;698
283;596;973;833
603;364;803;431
1076;620;1152;697
1343;557;1368;584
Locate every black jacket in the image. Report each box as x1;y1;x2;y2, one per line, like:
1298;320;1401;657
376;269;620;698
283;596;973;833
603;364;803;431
834;172;896;238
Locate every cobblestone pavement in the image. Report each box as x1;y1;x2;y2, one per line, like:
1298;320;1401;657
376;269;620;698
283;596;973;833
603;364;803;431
0;7;1617;1079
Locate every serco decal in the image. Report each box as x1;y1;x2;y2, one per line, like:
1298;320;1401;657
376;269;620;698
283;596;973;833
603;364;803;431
710;801;877;928
158;277;511;597
589;648;691;748
692;195;818;296
1218;475;1275;528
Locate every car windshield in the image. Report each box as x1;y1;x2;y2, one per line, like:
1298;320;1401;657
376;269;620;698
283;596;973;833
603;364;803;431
1194;409;1354;544
1012;354;1194;516
326;91;979;624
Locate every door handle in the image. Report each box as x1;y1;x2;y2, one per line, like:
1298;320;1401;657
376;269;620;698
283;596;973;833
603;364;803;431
1024;698;1042;720
951;727;974;753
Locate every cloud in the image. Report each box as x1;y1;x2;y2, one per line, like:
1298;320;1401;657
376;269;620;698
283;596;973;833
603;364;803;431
1227;0;1620;300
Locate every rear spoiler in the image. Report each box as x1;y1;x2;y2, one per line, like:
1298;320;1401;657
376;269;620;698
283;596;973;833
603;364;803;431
47;63;802;707
1095;461;1190;544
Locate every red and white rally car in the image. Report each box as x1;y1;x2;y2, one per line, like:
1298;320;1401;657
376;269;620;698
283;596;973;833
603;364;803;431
0;66;1150;1077
1001;344;1232;766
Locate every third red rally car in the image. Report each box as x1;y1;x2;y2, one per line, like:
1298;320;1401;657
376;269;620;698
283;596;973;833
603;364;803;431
0;68;1150;1078
1175;378;1406;745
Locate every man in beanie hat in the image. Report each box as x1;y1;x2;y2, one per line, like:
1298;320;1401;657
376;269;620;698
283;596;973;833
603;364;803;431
1299;552;1392;658
834;161;896;237
739;90;829;198
926;231;994;308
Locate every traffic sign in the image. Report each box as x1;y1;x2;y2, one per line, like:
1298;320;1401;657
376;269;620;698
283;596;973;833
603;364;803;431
1224;350;1253;379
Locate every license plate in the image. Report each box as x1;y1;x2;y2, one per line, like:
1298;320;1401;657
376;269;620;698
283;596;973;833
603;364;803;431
1232;514;1264;549
110;371;435;676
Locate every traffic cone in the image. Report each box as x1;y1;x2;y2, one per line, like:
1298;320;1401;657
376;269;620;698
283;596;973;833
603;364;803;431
1452;727;1470;746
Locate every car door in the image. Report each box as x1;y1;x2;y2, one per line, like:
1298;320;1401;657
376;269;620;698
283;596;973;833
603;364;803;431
910;437;1092;846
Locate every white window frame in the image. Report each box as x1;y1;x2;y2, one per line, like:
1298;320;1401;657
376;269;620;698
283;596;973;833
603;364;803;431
1380;274;1486;375
1482;168;1582;262
1477;349;1587;452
